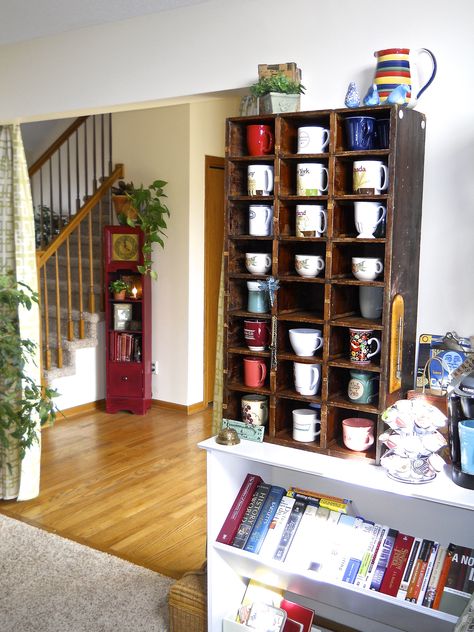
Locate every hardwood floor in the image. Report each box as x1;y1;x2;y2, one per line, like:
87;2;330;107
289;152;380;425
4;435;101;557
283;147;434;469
0;404;213;580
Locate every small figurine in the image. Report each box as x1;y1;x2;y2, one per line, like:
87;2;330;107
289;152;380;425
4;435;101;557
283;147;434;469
363;83;380;106
345;82;360;108
386;84;410;105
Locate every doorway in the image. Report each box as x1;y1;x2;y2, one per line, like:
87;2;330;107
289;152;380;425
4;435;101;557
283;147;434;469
203;155;225;405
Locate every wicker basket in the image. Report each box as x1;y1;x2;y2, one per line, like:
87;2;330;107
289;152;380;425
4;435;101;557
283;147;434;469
407;356;448;415
169;565;207;632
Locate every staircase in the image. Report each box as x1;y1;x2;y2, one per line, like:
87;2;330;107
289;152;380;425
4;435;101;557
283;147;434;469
29;114;124;385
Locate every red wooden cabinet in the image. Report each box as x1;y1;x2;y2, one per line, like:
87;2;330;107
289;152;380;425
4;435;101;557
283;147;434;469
104;225;152;415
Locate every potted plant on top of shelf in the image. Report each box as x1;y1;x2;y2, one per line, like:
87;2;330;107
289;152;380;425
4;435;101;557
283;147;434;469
250;73;306;114
111;181;138;224
121;180;170;280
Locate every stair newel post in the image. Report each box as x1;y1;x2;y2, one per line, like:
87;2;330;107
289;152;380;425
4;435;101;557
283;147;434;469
87;211;95;314
66;236;74;341
76;222;85;339
54;252;63;368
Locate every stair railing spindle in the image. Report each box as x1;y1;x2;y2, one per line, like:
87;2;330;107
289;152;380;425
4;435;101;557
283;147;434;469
42;264;51;370
66;236;74;341
54;252;63;368
88;211;95;314
77;223;85;339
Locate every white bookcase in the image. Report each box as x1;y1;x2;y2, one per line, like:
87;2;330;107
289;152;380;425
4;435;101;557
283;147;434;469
199;438;474;632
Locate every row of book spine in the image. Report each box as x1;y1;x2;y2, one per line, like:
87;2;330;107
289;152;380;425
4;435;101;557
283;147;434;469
216;474;474;618
109;332;141;362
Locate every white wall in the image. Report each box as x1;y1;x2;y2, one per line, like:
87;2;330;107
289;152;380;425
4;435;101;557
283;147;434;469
2;0;473;403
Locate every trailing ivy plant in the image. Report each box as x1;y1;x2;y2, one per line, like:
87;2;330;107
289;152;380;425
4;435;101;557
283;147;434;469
0;271;59;468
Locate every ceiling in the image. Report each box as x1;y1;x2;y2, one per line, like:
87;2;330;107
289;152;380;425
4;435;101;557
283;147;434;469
0;0;211;45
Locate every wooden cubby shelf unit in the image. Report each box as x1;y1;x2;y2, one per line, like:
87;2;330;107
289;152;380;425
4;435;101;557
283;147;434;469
223;105;426;462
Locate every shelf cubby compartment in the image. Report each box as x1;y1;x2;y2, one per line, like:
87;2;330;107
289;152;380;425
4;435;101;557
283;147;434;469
329;325;382;371
277;318;324;360
227;240;273;276
333;155;389;198
334;106;393;153
272;395;322;450
327;365;380;413
278;111;332;156
227;159;275;198
279;156;330;198
276;280;325;319
227;115;276;158
276;358;323;401
228;200;274;238
225;353;271;392
226;315;271;355
329;283;385;326
330;242;386;282
325;404;378;460
279;200;328;239
277;240;327;279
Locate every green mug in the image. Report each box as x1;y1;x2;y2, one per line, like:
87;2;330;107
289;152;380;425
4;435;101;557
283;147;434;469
347;370;379;404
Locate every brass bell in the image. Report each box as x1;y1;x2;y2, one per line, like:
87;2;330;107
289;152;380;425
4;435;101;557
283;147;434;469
216;427;240;445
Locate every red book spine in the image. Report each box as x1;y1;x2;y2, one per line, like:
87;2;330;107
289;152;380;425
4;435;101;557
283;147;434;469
216;474;263;544
406;540;434;602
380;533;414;597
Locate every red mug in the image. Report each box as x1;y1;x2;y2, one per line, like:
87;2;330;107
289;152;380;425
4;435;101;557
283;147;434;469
246;125;274;156
243;357;267;388
244;319;270;351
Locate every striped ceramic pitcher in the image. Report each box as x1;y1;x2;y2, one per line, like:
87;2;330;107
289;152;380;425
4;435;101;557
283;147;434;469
373;48;437;108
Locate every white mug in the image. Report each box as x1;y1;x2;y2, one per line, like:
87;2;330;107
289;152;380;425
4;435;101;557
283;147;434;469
353;160;388;194
296;163;328;196
248;164;274;196
295;205;327;237
289;328;323;357
249;204;273;236
292;409;321;442
297;126;330;154
294;362;321;396
245;252;272;275
295;254;325;278
354;202;386;238
352;257;383;281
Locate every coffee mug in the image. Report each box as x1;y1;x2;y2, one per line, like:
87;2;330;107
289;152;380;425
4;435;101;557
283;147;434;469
245;252;271;275
354;202;386;239
352;257;383;281
249;204;273;236
243;357;267;388
347;370;379;404
247;281;269;313
349;328;381;364
292;409;321;442
359;286;384;319
376;119;390;149
247;124;274;156
289;328;323;357
295;205;327;237
459;419;474;475
295;254;325;278
294;362;321;396
342;417;375;452
241;394;268;426
248;164;274;196
297;126;330;154
344;116;376;151
296;163;328;196
244;319;270;351
353;160;388;194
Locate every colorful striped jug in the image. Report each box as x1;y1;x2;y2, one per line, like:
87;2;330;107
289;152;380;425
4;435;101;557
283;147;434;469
373;48;437;108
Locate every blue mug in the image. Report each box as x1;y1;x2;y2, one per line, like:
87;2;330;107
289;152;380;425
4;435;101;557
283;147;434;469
376;119;390;149
345;116;376;151
459;419;474;475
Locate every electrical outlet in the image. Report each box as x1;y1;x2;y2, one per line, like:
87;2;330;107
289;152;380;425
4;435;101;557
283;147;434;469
151;361;158;374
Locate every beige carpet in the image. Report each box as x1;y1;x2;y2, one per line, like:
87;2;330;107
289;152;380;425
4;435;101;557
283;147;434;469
0;514;174;631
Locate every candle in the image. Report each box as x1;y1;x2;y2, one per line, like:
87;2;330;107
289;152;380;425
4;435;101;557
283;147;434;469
131;286;138;299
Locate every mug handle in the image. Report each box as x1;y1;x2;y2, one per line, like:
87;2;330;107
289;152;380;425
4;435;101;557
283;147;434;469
379;164;389;191
321;130;330;151
310;366;320;391
375;260;384;275
319;209;328;234
320;167;329;192
367;337;381;359
258;362;267;385
265;167;274;194
264;130;274;154
316;258;325;272
313;421;321;439
375;205;387;227
313;337;323;352
265;254;272;270
365;432;375;447
414;48;437;100
264;207;272;231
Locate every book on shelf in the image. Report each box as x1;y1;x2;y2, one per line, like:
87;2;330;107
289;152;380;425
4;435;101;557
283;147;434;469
284;504;320;569
287;487;350;514
354;523;383;589
307;508;341;575
280;599;314;632
369;528;399;592
244;485;286;555
259;496;295;560
216;473;263;544
405;539;435;603
342;518;375;585
396;537;422;600
273;499;306;563
232;482;272;550
236;579;284;625
109;331;141;362
422;546;447;608
322;513;356;581
437;544;474;616
379;533;415;597
417;541;439;605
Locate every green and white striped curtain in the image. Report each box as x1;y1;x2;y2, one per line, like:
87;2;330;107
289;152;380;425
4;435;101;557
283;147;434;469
0;124;42;501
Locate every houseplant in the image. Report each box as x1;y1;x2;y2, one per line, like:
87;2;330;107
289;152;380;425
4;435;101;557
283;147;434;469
250;73;306;114
122;180;170;280
108;279;129;300
0;271;58;467
111;181;138;223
